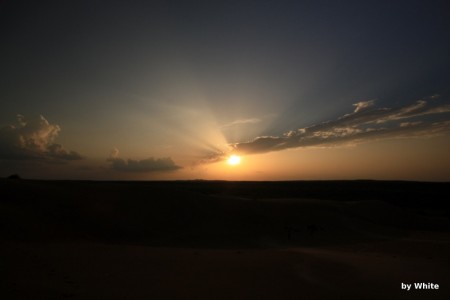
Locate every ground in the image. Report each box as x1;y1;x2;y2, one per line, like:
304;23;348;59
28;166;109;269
1;180;449;299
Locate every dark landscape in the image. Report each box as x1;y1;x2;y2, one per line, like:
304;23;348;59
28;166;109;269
1;179;450;299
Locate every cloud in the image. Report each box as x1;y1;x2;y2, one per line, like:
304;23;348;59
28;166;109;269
220;118;262;129
353;100;375;113
205;99;450;161
107;148;181;172
109;147;120;159
0;114;82;161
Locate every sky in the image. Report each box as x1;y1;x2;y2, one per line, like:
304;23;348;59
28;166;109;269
1;0;450;181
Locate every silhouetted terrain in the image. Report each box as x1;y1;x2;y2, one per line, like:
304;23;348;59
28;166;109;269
1;180;449;299
1;179;449;245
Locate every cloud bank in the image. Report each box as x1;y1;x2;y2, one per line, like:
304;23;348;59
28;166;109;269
206;99;450;161
107;148;181;172
0;114;82;162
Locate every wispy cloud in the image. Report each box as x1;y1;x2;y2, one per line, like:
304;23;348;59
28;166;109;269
107;148;181;172
220;118;262;129
353;99;375;113
204;99;450;161
0;114;82;162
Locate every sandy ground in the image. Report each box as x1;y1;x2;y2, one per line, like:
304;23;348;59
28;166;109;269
2;232;450;300
2;180;450;299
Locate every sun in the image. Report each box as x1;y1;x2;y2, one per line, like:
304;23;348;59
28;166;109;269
227;155;241;166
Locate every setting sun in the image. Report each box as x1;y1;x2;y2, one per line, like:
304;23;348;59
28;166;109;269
227;155;241;166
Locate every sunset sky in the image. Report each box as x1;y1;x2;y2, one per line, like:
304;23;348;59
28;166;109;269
1;0;450;181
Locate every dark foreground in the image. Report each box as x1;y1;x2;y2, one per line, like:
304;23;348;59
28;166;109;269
1;179;450;299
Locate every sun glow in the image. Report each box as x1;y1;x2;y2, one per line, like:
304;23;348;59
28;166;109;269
227;155;241;165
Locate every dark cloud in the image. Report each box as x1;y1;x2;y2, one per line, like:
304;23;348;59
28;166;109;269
47;143;83;160
206;99;450;161
0;115;82;162
107;148;181;172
